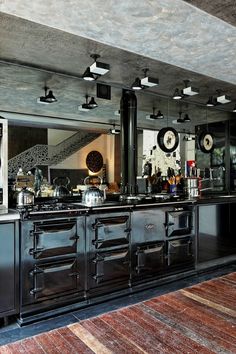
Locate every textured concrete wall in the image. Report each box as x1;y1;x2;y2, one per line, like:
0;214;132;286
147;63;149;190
0;0;235;84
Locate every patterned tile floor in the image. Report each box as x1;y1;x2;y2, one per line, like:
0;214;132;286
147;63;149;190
0;266;236;353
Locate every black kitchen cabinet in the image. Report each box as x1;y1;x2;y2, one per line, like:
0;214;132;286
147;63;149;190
0;221;19;318
198;203;236;263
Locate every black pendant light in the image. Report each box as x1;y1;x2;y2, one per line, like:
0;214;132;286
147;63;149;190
183;113;191;122
131;77;142;90
177;111;184;123
82;67;95;81
206;96;215;107
88;97;98;108
45;89;57;103
173;88;182;100
156;110;164;119
233;104;236;113
38;86;57;104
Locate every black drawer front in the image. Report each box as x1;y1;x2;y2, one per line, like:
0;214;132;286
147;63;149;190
134;242;165;275
92;215;130;249
166;210;192;237
30;220;78;259
26;259;80;302
90;248;130;287
167;238;193;266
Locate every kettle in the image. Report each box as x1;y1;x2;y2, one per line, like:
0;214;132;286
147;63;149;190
53;177;71;197
82;176;104;206
17;187;35;207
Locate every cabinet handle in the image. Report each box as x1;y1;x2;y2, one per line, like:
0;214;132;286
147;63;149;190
29;247;45;256
30;287;43;295
92;238;105;246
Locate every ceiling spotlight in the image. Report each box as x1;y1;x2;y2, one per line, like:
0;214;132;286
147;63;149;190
109;124;120;135
173;88;182;100
217;94;231;104
131;77;142;90
206;96;215;107
78;94;98;111
82;67;95;81
233;104;236;113
89;54;110;76
140;68;159;87
183;114;191;122
183;80;199;96
37;86;57;104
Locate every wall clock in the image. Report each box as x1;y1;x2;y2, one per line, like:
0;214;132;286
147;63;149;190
86;151;103;173
157;127;179;153
198;131;214;153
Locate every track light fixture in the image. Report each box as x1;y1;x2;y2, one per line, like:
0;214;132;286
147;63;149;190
78;94;98;111
182;80;199;96
216;94;231;104
131;68;159;91
37;86;57;104
146;107;164;120
82;54;110;81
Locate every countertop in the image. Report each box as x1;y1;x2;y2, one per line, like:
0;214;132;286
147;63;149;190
0;209;20;221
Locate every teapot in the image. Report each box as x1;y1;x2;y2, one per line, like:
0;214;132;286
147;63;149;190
82;176;105;206
52;177;71;197
17;186;35;207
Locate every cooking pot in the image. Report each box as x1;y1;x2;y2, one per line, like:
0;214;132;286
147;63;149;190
82;176;104;206
53;177;70;197
17;186;35;207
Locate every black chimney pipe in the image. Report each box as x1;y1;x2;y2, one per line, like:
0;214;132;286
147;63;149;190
120;89;138;195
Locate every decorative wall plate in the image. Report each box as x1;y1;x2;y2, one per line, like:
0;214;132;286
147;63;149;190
86;151;103;172
198;131;214;153
157;127;179;153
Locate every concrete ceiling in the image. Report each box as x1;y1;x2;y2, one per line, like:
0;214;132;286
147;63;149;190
0;1;235;133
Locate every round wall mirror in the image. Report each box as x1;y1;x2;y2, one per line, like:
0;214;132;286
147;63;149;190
86;150;103;172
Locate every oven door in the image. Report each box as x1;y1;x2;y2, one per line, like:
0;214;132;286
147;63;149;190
165;209;192;237
23;258;81;303
90;247;130;288
167;237;193;266
90;213;130;249
134;242;165;276
29;219;78;259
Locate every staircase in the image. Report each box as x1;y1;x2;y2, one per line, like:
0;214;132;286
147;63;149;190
8;131;101;178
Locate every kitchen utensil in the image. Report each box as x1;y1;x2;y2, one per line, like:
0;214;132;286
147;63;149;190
17;186;35;207
52;177;70;197
82;175;104;206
